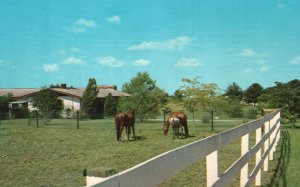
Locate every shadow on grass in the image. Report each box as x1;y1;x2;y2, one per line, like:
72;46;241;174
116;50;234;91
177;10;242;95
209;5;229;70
267;130;291;187
132;136;147;141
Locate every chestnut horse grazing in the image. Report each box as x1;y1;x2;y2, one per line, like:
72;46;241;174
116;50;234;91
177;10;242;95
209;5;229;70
115;111;136;141
163;112;189;139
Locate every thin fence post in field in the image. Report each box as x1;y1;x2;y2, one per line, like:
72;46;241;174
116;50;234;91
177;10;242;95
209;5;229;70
35;110;39;128
77;110;79;129
240;133;249;186
264;120;270;171
255;126;262;186
206;150;218;187
211;110;214;132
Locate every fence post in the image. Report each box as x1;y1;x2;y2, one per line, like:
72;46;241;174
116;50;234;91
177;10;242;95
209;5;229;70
273;113;280;151
255;126;262;186
240;133;249;186
77;110;80;129
211;110;214;132
269;118;274;160
263;120;270;171
206;150;218;187
35;110;39;128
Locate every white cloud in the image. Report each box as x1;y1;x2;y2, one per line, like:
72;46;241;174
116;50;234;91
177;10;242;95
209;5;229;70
64;57;85;65
43;64;59;72
277;3;286;9
133;59;151;66
97;56;124;67
59;48;80;55
107;16;121;23
175;58;204;67
128;36;193;51
238;49;268;57
58;50;66;55
75;18;97;28
242;68;254;74
289;56;300;64
70;47;80;53
64;18;98;33
260;65;270;72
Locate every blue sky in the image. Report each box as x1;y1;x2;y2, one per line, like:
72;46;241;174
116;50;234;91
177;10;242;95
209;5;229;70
1;0;300;94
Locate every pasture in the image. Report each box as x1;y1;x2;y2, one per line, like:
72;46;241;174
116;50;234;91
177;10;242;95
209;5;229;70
0;117;287;186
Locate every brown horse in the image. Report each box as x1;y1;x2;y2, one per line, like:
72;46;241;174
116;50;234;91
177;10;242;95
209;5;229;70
115;111;136;141
163;112;189;139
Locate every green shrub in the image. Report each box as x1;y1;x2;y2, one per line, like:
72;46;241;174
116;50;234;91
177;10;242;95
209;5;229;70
224;101;243;118
244;107;258;119
202;112;211;123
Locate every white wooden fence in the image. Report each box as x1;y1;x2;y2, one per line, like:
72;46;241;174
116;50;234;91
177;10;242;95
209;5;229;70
87;110;281;187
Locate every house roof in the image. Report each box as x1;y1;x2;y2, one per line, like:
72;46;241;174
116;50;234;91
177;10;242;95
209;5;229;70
0;86;130;99
96;88;130;98
0;88;40;98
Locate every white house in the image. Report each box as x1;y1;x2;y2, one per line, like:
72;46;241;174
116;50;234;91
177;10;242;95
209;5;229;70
0;84;130;118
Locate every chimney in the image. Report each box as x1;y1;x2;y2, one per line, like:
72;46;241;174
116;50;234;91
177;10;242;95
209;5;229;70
61;83;67;89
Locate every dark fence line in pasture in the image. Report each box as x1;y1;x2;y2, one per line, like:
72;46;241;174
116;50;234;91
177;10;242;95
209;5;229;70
0;109;260;135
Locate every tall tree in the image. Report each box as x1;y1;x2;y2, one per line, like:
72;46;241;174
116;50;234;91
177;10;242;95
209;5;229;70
120;72;167;121
32;88;63;124
173;89;184;102
244;83;263;105
259;79;300;123
81;78;99;118
225;82;243;101
180;77;219;124
104;93;118;117
0;93;13;118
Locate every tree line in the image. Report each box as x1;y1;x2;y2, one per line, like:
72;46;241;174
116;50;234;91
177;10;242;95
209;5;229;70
0;72;299;125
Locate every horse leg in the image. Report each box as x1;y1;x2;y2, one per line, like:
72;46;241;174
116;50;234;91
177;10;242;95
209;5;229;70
116;122;120;141
172;126;176;139
184;123;189;138
127;125;132;140
179;125;183;137
128;125;132;140
119;124;125;141
176;126;179;139
125;125;128;140
132;125;136;140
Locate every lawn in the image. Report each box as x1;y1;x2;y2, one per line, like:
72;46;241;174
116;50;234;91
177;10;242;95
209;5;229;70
266;122;300;187
0;117;289;186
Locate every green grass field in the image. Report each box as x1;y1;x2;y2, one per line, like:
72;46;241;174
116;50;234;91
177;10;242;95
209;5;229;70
0;117;297;186
267;123;300;187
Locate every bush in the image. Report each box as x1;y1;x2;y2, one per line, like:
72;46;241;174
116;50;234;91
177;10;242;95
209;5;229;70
202;112;211;123
224;101;244;118
281;109;297;125
244;107;258;119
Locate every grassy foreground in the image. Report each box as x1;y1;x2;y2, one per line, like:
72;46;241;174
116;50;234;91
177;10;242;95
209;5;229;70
0;118;292;186
267;122;300;187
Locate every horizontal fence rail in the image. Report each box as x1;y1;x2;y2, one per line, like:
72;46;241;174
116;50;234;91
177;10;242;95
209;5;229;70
88;110;281;187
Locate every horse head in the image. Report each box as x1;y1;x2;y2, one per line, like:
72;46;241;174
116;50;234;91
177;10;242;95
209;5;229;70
163;121;170;135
